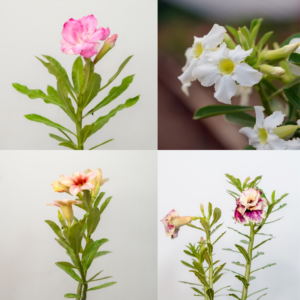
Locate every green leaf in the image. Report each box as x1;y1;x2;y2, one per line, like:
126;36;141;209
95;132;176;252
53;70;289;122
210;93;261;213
240;240;249;244
257;293;267;299
192;287;204;296
253;238;274;250
203;250;212;266
93;192;105;208
72;57;83;94
55;262;83;283
224;269;242;276
211;223;223;235
225;174;243;192
252;252;264;260
213;263;226;279
59;141;78;150
87;207;101;235
99;55;133;91
179;281;202;287
207;243;213;254
206;288;214;300
251;263;276;274
213;273;224;283
226;25;240;43
257;31;273;51
64;293;81;298
194;105;254;119
49;133;69;143
87;281;117;291
99;196;112;215
211;207;221;227
181;260;196;269
272;204;287;213
232;261;246;267
223;248;239;253
85;75;135;117
57;261;77;269
193;261;205;275
87;270;103;282
90;276;113;282
225;112;255;127
227;227;250;239
281;33;300;47
89;139;114;150
55;238;74;255
265;217;283;224
288;53;300;66
94;251;112;258
192;271;209;288
213;231;226;245
229;293;241;299
82;73;101;108
235;275;249;288
69;223;83;255
82;239;109;271
91;95;139;135
235;244;250;263
284;88;300;110
268;77;300;100
45;220;65;240
81;123;95;143
81;60;95;93
200;218;210;234
25;114;75;136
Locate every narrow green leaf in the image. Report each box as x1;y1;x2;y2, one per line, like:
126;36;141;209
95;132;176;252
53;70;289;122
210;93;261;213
69;223;83;255
192;287;204;296
223;248;239;253
99;197;112;215
228;227;250;239
257;293;267;299
251;264;276;274
181;260;196;269
64;293;81;298
94;251;112;258
257;31;273;51
81;123;95;143
232;261;246;267
206;288;214;300
179;281;202;287
87;281;117;291
25;114;75;135
45;220;65;240
235;244;250;263
264;217;283;224
89;139;114;150
99;55;133;91
90;276;113;282
87;207;101;235
229;293;241;299
49;133;69;143
56;262;82;283
272;204;287;213
288;53;300;66
225;112;255;127
211;207;221;227
59;141;78;150
211;223;223;235
93;192;105;208
55;238;74;255
226;25;240;43
253;238;274;250
72;57;83;94
284;88;300;110
235;275;249;288
57;261;77;269
81;60;94;93
281;33;300;47
213;231;226;245
82;73;101;108
87;270;103;282
268;77;300;100
252;252;264;260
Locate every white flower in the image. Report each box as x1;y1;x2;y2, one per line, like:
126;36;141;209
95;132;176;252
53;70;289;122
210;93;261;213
235;86;252;106
239;106;300;150
178;24;226;94
288;38;300;76
192;43;263;104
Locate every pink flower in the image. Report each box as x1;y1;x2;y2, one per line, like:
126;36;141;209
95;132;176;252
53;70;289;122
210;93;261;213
47;199;82;225
234;188;267;224
61;15;110;58
161;209;191;239
60;171;97;196
84;168;109;198
94;34;118;64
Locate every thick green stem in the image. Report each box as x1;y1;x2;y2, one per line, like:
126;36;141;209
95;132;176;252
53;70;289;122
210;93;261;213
75;255;88;300
241;223;255;300
77;283;82;297
257;82;272;116
76;107;84;150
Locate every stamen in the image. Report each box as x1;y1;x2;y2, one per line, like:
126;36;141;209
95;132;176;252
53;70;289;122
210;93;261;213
218;58;235;75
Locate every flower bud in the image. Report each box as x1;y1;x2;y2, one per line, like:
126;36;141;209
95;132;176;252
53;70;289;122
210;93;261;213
94;34;118;64
51;179;69;193
265;42;300;60
273;125;300;139
260;64;285;77
200;237;205;243
58;210;67;228
200;204;206;217
224;33;236;50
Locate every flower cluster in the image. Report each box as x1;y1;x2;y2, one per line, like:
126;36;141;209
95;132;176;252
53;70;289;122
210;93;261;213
234;188;267;224
240;106;300;150
178;24;263;104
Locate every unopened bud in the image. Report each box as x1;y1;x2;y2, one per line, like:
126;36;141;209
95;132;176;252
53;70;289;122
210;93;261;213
224;33;236;50
58;210;67;228
273;125;300;139
260;64;285;77
265;42;300;60
94;34;118;64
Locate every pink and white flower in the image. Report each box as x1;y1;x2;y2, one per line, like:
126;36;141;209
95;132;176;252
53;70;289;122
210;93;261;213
60;171;97;196
47;199;82;225
51;176;69;193
61;15;110;58
161;209;191;239
234;188;267;224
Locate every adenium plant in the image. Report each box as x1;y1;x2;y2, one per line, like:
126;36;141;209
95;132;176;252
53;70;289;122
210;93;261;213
179;18;300;150
13;15;139;150
46;168;115;299
161;174;288;300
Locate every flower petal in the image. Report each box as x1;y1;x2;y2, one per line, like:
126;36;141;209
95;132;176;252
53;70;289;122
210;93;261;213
263;111;285;132
78;15;98;35
253;106;265;129
71;42;93;55
228;45;252;64
214;75;237;104
62;19;83;44
182;47;193;72
60;39;75;55
239;127;260;149
60;176;75;187
285;138;300;150
244;210;264;224
289;38;300;54
69;185;82;196
181;82;191;96
89;27;110;42
171;228;179;239
205;42;228;64
193;64;221;87
289;63;300;76
201;24;226;50
266;133;287;150
232;63;263;87
178;59;198;84
86;171;97;182
81;182;94;190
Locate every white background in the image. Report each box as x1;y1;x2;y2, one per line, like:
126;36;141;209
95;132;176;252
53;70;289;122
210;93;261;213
0;150;157;300
158;151;300;299
0;0;157;150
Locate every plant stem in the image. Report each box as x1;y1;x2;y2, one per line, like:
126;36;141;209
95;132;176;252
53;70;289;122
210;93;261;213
75;255;88;300
257;82;272;116
241;223;255;300
76;107;84;150
207;235;213;289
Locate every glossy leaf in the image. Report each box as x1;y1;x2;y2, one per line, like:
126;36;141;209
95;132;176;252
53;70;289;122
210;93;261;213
45;220;65;240
288;53;300;66
284;88;300;110
225;112;255;127
55;262;83;283
87;281;117;291
72;56;83;94
81;60;94;93
99;55;133;91
69;223;83;255
93;192;105;208
281;33;300;47
82;73;101;108
99;196;112;215
25;114;75;135
87;207;101;235
85;75;135;117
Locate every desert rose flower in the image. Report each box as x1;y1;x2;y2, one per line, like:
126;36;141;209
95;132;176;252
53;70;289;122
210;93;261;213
60;171;97;196
61;15;110;58
240;106;300;150
47;199;82;226
161;209;192;239
178;24;226;94
84;168;109;198
192;43;263;104
288;38;300;76
51;177;69;193
234;188;267;224
94;34;118;64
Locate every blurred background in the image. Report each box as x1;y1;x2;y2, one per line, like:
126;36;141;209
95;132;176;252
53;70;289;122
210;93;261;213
158;0;300;149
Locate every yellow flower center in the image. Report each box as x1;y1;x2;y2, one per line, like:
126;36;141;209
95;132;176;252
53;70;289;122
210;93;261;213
257;128;268;144
218;58;235;75
193;42;203;58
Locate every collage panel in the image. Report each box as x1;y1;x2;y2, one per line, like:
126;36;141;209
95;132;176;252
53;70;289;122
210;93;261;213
158;150;300;299
0;150;157;300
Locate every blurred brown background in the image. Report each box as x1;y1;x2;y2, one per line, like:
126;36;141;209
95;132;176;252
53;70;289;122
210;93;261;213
158;0;300;150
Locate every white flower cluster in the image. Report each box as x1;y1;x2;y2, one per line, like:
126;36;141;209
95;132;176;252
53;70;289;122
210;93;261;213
178;24;263;104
